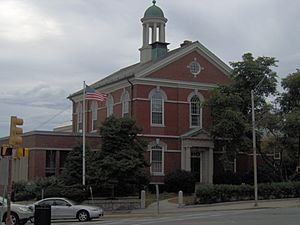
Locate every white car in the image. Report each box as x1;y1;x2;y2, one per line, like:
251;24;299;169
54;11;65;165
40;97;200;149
29;197;104;222
0;196;33;225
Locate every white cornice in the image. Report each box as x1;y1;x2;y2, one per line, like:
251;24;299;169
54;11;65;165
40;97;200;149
138;134;180;139
133;77;218;90
70;80;132;103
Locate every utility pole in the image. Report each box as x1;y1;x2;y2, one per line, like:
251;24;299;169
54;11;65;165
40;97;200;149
251;76;266;207
251;90;258;207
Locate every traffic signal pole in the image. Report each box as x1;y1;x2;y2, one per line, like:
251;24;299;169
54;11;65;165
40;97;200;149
6;157;12;225
6;116;24;225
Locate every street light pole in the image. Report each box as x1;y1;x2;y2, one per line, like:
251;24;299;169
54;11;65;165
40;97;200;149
251;89;258;206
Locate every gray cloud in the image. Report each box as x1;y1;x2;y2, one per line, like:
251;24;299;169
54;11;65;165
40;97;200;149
0;0;299;136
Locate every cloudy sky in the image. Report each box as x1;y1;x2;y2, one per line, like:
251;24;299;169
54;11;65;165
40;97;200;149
0;0;299;137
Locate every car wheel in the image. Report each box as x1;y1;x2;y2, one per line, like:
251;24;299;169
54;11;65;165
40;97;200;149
77;210;90;222
4;212;19;225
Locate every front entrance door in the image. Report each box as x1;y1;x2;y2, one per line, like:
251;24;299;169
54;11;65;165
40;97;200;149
191;150;201;182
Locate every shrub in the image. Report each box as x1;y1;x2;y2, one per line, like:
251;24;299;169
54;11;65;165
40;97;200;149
165;170;196;193
13;177;88;203
13;181;36;201
196;182;300;204
213;170;242;185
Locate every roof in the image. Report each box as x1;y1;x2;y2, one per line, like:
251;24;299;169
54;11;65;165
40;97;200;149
144;1;165;19
68;41;232;99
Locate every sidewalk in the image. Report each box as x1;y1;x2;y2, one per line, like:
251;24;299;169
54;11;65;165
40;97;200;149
105;198;300;218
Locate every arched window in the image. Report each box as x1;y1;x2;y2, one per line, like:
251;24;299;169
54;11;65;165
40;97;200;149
149;88;166;126
107;95;114;117
121;90;130;117
91;101;98;131
150;144;164;175
190;95;202;127
76;102;83;132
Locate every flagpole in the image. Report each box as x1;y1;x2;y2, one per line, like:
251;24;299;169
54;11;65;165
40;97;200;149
82;81;86;186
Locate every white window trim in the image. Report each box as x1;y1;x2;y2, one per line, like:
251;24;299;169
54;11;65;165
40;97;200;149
149;140;166;176
76;102;83;132
106;95;114;117
121;90;130;117
188;91;204;129
91;101;98;132
149;88;167;127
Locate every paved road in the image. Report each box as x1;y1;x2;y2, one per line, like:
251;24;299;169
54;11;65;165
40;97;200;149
50;206;300;225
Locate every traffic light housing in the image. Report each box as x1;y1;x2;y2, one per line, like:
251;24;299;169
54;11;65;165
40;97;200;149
9;116;23;146
0;144;12;156
15;147;29;158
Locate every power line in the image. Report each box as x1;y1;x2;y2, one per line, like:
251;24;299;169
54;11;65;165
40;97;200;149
33;106;71;130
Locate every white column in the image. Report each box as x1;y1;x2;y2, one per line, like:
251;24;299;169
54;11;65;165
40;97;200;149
185;147;191;171
208;148;214;184
146;24;150;46
143;24;147;46
181;147;186;170
152;23;157;43
200;152;204;183
159;23;165;42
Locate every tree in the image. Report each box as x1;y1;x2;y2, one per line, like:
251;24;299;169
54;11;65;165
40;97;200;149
60;142;96;186
279;70;300;171
94;116;150;195
206;53;278;157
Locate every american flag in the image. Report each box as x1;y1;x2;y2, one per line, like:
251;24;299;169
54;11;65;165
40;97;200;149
85;85;107;102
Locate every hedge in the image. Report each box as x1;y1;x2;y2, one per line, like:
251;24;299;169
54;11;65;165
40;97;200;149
196;182;300;204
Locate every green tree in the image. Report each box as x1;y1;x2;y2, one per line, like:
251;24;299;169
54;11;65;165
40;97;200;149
207;53;278;157
279;70;300;171
95;116;150;195
60;142;96;186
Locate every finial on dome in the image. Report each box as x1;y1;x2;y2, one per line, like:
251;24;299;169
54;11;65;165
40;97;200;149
152;0;156;5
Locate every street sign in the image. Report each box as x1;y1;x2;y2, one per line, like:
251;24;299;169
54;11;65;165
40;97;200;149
0;159;8;185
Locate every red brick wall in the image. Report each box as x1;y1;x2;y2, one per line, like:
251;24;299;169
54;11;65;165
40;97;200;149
148;51;231;85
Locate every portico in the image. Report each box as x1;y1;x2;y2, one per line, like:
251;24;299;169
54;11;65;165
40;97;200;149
181;129;214;184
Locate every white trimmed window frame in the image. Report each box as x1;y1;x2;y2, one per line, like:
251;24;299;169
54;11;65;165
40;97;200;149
149;140;166;176
149;88;167;127
106;94;114;117
76;102;83;132
91;101;98;132
188;91;204;128
121;90;130;117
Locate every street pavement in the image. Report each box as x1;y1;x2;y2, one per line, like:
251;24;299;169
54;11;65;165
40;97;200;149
51;198;300;225
2;198;300;224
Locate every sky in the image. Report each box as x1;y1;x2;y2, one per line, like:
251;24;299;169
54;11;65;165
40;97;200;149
0;0;299;137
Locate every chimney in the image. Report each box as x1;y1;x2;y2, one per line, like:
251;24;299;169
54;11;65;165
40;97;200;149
180;40;193;48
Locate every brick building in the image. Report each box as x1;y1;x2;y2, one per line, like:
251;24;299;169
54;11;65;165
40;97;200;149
1;1;239;185
68;1;231;184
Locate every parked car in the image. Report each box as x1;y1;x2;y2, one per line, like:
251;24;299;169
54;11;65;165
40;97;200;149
0;196;34;225
29;197;103;222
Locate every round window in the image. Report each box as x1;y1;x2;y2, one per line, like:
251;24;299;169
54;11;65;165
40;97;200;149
188;60;202;77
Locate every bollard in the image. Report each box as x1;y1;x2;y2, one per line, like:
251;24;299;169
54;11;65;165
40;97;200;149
141;190;146;209
156;184;159;215
178;190;183;208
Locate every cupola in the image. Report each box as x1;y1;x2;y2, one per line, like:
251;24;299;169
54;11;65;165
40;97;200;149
139;1;168;63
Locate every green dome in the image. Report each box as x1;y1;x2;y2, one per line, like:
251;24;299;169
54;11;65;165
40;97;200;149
144;1;165;18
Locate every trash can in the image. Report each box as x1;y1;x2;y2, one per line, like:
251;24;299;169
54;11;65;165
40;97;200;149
34;205;51;225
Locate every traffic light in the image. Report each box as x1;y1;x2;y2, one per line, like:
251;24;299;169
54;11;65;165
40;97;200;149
9;116;23;146
15;147;29;158
0;144;12;156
